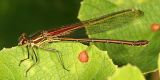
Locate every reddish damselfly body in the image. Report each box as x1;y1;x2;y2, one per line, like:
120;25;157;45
18;9;149;76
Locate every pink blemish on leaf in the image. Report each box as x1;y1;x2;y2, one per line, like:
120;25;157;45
151;23;160;32
78;50;89;63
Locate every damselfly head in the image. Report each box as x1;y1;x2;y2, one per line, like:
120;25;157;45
18;33;29;45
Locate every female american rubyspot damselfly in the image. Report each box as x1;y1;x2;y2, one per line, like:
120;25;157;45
18;9;149;76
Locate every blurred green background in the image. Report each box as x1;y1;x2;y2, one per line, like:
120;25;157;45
0;0;82;49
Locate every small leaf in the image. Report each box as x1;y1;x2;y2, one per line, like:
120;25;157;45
108;64;145;80
158;53;160;76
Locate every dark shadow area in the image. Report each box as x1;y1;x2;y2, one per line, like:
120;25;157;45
0;0;83;49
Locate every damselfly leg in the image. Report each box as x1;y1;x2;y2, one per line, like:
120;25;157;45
19;46;39;76
19;45;30;66
40;48;69;71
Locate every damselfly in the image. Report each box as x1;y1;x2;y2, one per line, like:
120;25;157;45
18;9;149;76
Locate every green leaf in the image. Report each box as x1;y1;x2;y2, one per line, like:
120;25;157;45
0;42;116;80
108;64;145;80
78;0;160;73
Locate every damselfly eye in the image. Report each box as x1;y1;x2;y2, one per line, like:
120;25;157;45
18;33;28;45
